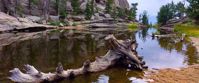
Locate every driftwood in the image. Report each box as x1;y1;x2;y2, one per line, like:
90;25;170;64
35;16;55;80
152;34;176;38
152;33;186;42
9;35;147;83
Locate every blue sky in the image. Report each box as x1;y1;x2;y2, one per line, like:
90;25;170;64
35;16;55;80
127;0;186;23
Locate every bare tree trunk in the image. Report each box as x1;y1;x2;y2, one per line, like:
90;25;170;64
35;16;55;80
14;0;19;16
43;0;50;23
9;35;147;83
28;0;32;15
55;0;60;15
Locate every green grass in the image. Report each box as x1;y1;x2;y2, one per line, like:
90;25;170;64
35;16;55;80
128;23;138;31
49;21;68;26
174;23;199;37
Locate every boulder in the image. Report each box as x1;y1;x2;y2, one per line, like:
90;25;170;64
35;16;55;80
94;13;104;20
104;14;111;18
80;1;88;11
114;0;130;9
0;12;53;32
66;1;73;11
96;4;105;10
49;15;60;22
0;12;22;31
69;15;85;21
25;16;41;23
89;23;116;28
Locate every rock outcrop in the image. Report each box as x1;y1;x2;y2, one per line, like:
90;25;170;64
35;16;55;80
159;17;189;33
114;0;130;9
0;12;53;32
0;0;130;16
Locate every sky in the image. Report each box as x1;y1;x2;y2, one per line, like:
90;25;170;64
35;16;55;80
127;0;185;23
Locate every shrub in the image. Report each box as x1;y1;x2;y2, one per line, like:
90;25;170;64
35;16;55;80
128;23;138;31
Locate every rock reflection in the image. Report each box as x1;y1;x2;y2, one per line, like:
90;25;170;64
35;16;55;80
0;30;135;82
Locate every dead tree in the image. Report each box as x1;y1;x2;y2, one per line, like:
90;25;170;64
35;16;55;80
43;0;50;23
9;35;147;83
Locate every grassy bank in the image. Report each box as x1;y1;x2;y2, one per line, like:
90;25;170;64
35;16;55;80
128;23;139;31
174;23;199;37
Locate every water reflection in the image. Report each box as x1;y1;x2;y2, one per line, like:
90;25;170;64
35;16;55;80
93;75;109;83
136;28;198;69
0;30;135;83
138;28;149;42
0;28;198;83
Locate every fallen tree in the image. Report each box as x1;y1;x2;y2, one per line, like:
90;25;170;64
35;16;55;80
9;35;147;83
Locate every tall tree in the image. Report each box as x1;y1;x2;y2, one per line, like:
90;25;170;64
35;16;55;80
129;3;138;20
157;2;176;25
116;7;125;18
55;0;60;15
43;0;50;23
71;0;80;14
187;0;199;24
59;0;67;19
85;0;92;20
176;2;185;18
141;11;149;26
105;0;113;14
28;0;38;15
90;0;94;15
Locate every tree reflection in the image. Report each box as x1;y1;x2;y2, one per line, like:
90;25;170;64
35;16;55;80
138;28;149;42
158;37;198;65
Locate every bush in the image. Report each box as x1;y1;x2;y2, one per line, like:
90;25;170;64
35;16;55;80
72;22;78;26
49;21;67;26
174;23;199;37
128;23;138;31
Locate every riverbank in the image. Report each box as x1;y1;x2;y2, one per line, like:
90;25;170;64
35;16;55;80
174;23;199;37
146;64;199;83
146;23;199;83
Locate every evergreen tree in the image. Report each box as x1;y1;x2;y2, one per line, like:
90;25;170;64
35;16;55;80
71;0;80;14
176;2;185;18
85;0;92;20
129;3;138;20
105;0;113;14
90;0;94;15
187;0;199;24
55;0;60;15
58;0;67;19
141;11;149;26
157;2;176;25
117;7;125;18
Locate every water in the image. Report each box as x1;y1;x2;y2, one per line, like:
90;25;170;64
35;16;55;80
136;28;198;69
0;28;198;83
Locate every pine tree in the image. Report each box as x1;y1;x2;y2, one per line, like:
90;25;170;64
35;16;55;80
176;2;185;18
90;0;94;15
187;0;199;24
105;0;113;14
58;0;67;19
128;3;138;20
71;0;80;15
85;0;92;20
157;2;177;25
141;11;149;26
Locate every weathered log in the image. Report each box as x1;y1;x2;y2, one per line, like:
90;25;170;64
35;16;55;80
9;34;147;83
152;34;176;38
